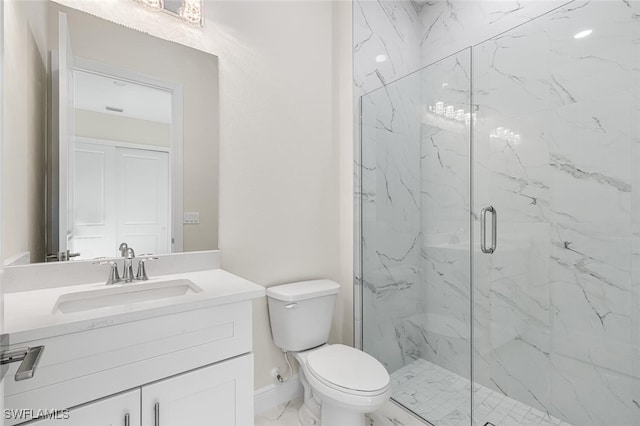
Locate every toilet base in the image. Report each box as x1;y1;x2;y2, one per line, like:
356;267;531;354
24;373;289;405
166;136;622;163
298;403;320;426
321;402;365;426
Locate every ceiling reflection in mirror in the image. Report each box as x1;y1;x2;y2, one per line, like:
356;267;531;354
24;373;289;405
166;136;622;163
2;0;219;265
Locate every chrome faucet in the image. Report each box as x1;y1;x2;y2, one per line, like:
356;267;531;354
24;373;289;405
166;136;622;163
96;243;159;285
123;247;136;283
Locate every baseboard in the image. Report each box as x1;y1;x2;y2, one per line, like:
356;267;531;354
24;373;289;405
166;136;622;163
4;251;30;266
254;374;303;415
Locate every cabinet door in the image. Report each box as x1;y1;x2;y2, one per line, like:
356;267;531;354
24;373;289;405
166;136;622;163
29;389;140;425
141;354;253;426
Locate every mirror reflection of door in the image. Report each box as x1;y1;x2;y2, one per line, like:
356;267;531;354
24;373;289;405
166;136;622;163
71;70;173;259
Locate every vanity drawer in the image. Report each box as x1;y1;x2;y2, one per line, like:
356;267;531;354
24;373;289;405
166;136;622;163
4;300;252;423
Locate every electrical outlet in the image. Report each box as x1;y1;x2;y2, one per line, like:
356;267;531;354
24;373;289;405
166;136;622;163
183;212;200;224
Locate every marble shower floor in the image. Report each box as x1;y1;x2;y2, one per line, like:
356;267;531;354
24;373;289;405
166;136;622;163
391;359;572;426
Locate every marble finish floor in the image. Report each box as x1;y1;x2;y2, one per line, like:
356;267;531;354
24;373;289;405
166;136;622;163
255;399;303;426
254;359;574;425
391;359;572;426
255;397;427;426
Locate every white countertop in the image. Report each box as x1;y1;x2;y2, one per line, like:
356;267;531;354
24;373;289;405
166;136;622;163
4;269;265;345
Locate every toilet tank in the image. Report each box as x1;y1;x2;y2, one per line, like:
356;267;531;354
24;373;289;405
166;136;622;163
266;280;340;352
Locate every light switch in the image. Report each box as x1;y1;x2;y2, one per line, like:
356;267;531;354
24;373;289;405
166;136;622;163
183;212;200;224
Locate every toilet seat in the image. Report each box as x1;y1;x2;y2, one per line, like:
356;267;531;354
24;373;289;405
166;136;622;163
305;344;390;396
295;344;391;413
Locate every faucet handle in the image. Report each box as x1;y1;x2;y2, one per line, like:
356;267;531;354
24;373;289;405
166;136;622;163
93;260;121;285
136;256;159;281
118;242;128;257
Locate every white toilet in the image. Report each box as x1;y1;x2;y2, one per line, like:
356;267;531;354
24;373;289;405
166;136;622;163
266;279;390;426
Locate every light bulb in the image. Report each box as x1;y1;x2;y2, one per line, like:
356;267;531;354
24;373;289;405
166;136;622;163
180;0;203;25
138;0;163;11
574;29;593;39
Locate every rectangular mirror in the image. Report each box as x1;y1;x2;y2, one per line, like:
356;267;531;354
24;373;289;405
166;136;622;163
2;0;219;264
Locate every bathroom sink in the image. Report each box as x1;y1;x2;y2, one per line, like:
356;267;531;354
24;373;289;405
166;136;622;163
52;279;203;314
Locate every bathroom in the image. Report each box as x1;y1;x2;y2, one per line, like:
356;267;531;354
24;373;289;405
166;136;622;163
0;0;638;425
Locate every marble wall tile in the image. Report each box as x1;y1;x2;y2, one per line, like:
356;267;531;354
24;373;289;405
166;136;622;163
548;352;638;425
354;0;422;97
357;1;640;426
472;1;640;425
355;0;425;360
419;0;573;66
361;65;423;372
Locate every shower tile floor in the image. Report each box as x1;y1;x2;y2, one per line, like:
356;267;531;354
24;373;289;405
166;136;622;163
391;359;573;426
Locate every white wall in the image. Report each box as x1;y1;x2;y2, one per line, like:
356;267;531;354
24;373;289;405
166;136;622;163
335;0;354;353
51;0;353;390
2;0;48;264
211;0;353;389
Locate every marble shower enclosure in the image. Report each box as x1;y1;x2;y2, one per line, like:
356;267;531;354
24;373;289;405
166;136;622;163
472;1;640;424
355;0;573;375
359;1;640;425
360;66;423;372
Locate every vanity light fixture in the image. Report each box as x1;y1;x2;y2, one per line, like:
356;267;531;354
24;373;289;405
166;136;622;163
179;0;203;25
427;100;476;125
574;29;593;39
133;0;204;26
138;0;164;11
490;127;521;144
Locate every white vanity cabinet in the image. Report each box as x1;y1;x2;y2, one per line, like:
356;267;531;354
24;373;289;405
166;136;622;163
4;298;259;426
27;355;253;426
141;355;253;426
28;389;141;426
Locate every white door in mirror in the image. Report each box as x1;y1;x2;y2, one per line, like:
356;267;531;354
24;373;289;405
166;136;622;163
116;147;170;255
72;142;170;259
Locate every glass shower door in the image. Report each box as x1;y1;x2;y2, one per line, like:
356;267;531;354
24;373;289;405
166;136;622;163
472;1;640;425
361;50;472;425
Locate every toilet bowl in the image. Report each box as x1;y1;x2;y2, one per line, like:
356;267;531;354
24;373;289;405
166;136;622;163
294;344;390;426
266;280;390;426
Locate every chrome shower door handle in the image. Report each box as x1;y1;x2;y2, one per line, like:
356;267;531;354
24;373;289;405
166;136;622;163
480;206;497;254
